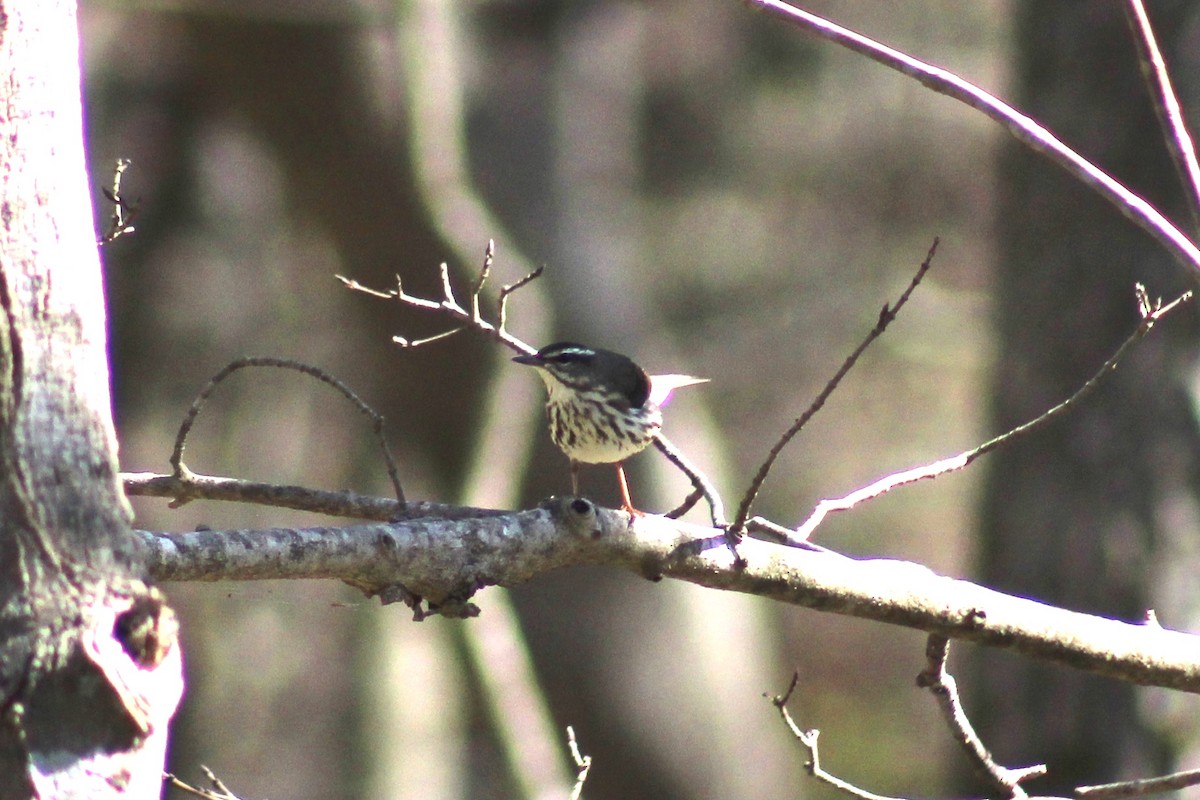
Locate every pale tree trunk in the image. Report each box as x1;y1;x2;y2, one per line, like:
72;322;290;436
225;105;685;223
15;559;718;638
0;1;183;798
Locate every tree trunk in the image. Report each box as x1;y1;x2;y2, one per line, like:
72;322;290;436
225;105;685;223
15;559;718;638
972;1;1200;792
0;1;183;797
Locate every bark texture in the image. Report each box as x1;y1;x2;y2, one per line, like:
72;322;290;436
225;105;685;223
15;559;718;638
0;1;182;797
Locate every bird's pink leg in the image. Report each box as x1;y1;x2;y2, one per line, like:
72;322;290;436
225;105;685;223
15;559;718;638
616;463;643;517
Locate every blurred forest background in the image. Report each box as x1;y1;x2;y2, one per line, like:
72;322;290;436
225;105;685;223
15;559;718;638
80;1;1200;798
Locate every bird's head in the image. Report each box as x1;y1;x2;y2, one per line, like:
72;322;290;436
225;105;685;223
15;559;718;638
513;342;706;409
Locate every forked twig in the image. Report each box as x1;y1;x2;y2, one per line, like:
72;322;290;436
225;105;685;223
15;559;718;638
498;266;544;338
170;357;405;506
771;673;908;800
655;433;726;526
163;766;243;800
337;239;543;356
728;239;937;539
566;726;593;800
917;636;1045;798
777;635;1200;800
772;285;1191;545
776;660;1044;800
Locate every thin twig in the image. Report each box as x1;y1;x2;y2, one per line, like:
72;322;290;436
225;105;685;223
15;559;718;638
567;726;593;800
170;357;405;505
499;264;545;337
98;158;138;244
395;326;466;348
1122;0;1200;240
743;516;835;553
163;766;243;800
655;433;726;527
777;286;1191;545
771;673;909;800
470;239;494;321
744;0;1200;278
1077;767;1200;799
122;471;512;521
441;261;461;311
917;635;1045;799
338;241;542;356
728;239;937;539
664;485;703;519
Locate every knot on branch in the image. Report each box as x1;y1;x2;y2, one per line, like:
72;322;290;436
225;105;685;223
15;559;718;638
550;495;603;540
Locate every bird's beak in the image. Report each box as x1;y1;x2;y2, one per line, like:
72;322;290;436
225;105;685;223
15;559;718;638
512;353;541;366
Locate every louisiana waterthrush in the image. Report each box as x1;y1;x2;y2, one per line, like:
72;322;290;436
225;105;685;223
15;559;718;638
513;342;707;515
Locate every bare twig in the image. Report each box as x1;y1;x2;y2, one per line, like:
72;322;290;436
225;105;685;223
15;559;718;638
337;240;542;356
917;635;1046;799
470;238;494;321
771;673;909;800
655;433;726;527
122;471;510;522
567;726;593;800
743;516;835;553
664;486;705;519
776;286;1191;545
728;239;937;539
1122;0;1200;239
772;639;1200;800
169;357;405;506
163;766;243;800
1077;767;1200;799
744;0;1200;278
98;158;138;244
498;264;545;336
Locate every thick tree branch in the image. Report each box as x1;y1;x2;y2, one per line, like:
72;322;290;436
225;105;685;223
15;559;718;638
0;1;182;795
137;498;1200;690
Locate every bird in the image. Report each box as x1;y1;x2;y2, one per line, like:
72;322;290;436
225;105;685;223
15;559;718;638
513;341;707;515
